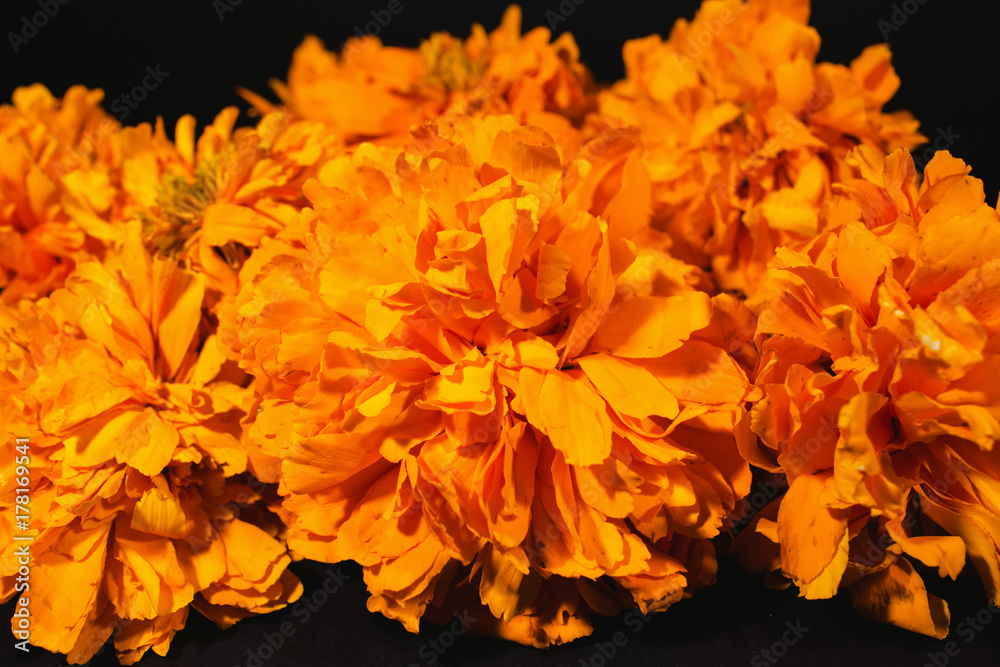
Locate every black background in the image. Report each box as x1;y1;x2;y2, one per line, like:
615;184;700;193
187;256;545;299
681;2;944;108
1;0;998;195
3;1;1000;665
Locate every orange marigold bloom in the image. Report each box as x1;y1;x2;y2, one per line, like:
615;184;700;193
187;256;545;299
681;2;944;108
741;146;1000;638
0;86;322;304
594;0;924;296
108;107;341;298
0;84;120;302
236;115;759;644
244;6;594;145
0;225;302;664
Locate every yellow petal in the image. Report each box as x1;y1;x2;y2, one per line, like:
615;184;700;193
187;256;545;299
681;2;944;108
155;263;205;381
590;292;712;358
777;473;851;599
131;487;187;538
577;353;679;420
533;369;612;467
479;546;542;622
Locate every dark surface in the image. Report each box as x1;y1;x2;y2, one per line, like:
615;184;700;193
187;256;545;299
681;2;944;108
2;555;999;666
4;1;1000;665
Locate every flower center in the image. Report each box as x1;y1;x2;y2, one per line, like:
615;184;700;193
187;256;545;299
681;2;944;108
144;160;219;256
420;33;486;93
141;159;247;271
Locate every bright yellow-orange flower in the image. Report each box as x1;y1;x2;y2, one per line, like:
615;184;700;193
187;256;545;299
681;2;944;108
0;86;323;305
0;225;302;664
0;84;120;302
595;0;924;296
106;107;343;299
741;146;1000;638
244;6;593;145
235;114;759;644
9;0;991;655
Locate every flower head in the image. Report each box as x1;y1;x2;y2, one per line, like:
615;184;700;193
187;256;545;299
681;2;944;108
115;108;341;298
0;224;302;664
246;6;594;144
236;115;759;643
742;147;1000;638
595;0;924;296
0;85;120;302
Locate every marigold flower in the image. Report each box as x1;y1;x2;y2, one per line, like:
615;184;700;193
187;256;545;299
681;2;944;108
8;0;991;656
0;84;120;302
107;107;344;300
244;6;594;144
0;224;302;664
0;86;323;305
236;115;759;644
741;146;1000;638
595;0;924;296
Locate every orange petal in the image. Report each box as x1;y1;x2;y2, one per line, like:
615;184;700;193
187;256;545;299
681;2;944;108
850;559;950;639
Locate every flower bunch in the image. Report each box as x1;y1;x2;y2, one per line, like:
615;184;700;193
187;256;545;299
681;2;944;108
3;1;1000;662
235;114;759;644
736;146;1000;638
0;84;120;302
1;225;302;663
594;0;924;295
244;6;594;144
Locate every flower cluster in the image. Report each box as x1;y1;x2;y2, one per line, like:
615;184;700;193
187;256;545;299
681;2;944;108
737;146;1000;638
2;1;999;663
595;0;924;295
0;85;119;302
1;226;302;663
235;115;758;644
246;6;594;143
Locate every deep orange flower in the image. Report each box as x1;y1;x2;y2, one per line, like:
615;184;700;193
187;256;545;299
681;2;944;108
235;115;759;643
741;147;1000;638
105;107;343;299
0;224;301;664
243;6;594;145
594;0;924;296
0;84;120;302
8;0;995;656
